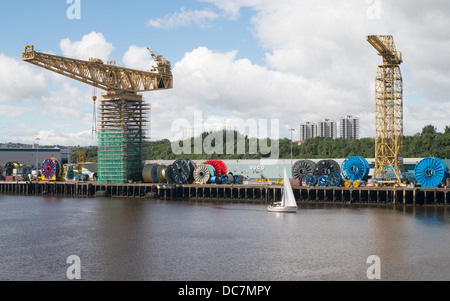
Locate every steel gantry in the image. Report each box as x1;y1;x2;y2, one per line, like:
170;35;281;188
22;45;173;183
367;35;406;183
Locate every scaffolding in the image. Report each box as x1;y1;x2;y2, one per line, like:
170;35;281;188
21;45;172;184
367;35;406;183
97;92;150;184
374;65;406;181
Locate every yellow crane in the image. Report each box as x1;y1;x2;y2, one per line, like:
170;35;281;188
22;45;173;183
22;45;173;92
366;35;406;183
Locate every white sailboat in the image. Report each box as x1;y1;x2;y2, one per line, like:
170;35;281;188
267;168;298;213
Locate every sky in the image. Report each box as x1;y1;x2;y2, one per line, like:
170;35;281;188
0;0;449;146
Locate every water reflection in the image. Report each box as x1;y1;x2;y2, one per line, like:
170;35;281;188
0;196;448;281
401;206;449;226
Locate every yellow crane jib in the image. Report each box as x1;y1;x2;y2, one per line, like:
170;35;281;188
366;35;402;65
22;45;173;92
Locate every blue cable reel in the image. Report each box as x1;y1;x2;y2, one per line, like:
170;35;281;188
66;169;78;181
75;174;89;182
205;164;216;178
328;173;342;187
210;176;221;184
305;175;317;187
341;156;370;182
220;174;229;185
414;157;449;188
151;164;160;183
233;175;242;184
318;176;328;187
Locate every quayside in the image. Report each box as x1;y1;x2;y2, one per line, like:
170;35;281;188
0;181;449;206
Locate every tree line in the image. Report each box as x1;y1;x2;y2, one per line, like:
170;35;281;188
72;125;450;162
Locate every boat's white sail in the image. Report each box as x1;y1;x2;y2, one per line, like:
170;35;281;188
282;168;297;208
268;168;298;212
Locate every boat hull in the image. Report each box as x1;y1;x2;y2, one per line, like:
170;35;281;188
267;205;298;213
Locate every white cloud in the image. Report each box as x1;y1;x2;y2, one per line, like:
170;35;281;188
201;0;263;20
147;47;362;142
147;7;219;29
0;50;96;145
0;104;32;119
0;53;48;102
201;0;450;137
59;32;115;61
39;82;93;125
35;129;92;147
0;121;92;146
122;45;157;71
145;0;450;142
3;1;450;147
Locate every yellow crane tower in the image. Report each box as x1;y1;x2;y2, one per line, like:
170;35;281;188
366;35;406;183
22;45;173;183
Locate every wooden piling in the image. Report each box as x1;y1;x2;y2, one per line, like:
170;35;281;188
0;181;448;206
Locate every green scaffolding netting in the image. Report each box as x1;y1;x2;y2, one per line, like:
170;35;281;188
98;129;144;184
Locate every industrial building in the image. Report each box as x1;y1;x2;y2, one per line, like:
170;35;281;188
0;148;70;169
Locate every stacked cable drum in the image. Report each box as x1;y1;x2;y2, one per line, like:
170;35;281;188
41;158;63;181
143;160;237;185
75;174;90;182
5;162;21;177
142;163;161;183
204;160;227;177
292;160;316;183
193;164;213;184
341;156;370;187
314;160;341;187
168;159;195;184
194;160;229;184
298;159;342;187
143;160;196;185
66;169;80;181
414;158;449;188
327;173;343;187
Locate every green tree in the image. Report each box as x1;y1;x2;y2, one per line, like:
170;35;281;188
114;128;450;162
421;125;437;135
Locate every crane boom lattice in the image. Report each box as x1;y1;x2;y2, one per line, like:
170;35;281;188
22;45;173;183
367;35;406;183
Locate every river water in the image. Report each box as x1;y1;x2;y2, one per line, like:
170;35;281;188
0;195;448;281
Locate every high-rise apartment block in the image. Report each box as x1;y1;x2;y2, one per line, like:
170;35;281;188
299;116;360;142
300;122;318;141
318;119;337;139
340;115;360;140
